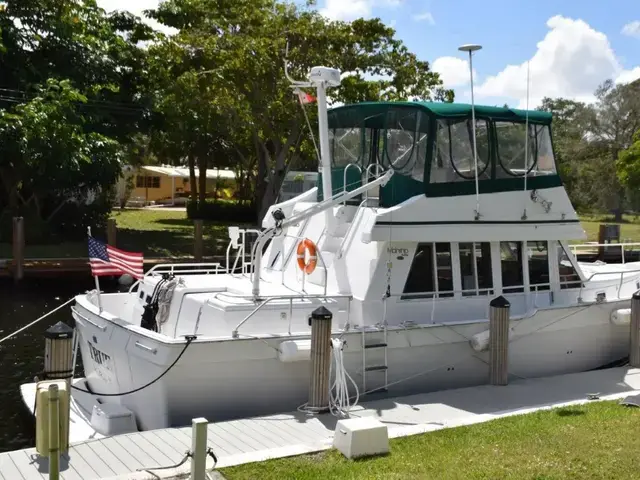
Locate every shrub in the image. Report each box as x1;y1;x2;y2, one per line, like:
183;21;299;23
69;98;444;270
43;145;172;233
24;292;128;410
187;199;257;223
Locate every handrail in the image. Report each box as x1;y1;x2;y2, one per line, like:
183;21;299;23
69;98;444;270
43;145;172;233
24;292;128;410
231;294;352;338
343;163;363;205
129;262;224;292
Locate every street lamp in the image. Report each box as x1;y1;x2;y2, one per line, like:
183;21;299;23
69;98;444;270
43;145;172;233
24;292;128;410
458;44;482;220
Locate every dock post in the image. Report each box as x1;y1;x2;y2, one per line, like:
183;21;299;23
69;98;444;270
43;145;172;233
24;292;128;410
191;417;208;480
489;296;510;386
307;306;333;412
107;218;117;246
48;383;60;480
194;219;204;262
44;322;75;384
12;216;24;282
630;291;640;368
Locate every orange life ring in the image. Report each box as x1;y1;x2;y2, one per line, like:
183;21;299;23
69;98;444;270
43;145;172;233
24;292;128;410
296;238;317;274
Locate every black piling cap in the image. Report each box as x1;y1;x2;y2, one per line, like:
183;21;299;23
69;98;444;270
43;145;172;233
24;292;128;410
633;290;640;300
311;306;333;320
490;295;511;309
45;321;74;340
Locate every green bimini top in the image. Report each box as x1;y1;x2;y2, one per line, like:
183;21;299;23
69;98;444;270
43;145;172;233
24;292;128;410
328;101;552;129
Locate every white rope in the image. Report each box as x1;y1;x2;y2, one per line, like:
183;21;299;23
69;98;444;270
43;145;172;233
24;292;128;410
329;338;360;417
155;276;183;330
0;296;75;345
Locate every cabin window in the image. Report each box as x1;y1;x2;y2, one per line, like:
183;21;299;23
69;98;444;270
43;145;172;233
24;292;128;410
527;241;550;291
556;242;582;289
495;122;537;177
382;108;429;182
531;126;557;175
459;242;493;296
431;118;490;184
435;243;454;297
500;242;524;293
331;127;368;168
402;242;453;299
136;175;160;188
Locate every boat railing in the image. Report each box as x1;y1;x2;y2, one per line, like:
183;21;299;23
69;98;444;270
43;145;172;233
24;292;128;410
225;227;261;275
230;293;353;338
337;197;368;260
570;241;640;264
342;163;363;205
129;262;226;292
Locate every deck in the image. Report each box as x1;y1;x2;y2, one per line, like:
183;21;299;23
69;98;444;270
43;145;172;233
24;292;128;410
3;366;640;480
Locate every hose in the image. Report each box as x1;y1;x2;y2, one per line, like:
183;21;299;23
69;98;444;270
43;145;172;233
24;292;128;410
329;338;359;417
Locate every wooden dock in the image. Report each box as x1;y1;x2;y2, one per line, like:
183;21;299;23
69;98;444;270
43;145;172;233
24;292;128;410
3;367;640;479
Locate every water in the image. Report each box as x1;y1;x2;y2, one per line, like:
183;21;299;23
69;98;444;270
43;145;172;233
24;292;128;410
0;277;96;453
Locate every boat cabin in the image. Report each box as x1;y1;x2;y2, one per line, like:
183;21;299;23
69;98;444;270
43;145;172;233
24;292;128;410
259;101;598;329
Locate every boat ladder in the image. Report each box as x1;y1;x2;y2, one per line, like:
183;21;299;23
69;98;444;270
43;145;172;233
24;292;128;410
360;322;388;394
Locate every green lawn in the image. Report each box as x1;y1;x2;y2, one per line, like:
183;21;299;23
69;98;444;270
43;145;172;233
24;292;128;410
575;213;640;244
0;208;255;259
222;401;640;480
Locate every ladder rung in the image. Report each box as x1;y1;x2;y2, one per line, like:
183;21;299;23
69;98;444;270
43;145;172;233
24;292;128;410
365;365;388;372
363;343;388;349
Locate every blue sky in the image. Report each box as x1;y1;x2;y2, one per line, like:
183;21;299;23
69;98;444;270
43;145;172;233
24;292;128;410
318;0;640;106
99;0;640;107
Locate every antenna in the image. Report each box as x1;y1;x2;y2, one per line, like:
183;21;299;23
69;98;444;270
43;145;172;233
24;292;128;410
522;60;531;220
284;41;311;87
458;44;482;220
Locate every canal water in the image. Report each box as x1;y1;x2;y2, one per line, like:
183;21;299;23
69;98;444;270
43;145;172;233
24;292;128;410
0;277;99;453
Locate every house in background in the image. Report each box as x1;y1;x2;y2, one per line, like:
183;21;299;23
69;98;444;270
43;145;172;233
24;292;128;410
116;165;236;206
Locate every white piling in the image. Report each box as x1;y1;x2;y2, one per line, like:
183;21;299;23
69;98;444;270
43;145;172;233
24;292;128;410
191;417;208;480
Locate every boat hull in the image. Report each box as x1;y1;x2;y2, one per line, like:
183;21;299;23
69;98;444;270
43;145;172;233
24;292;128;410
72;299;630;431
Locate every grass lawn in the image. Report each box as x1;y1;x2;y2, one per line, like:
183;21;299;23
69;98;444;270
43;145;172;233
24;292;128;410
575;213;640;244
222;401;640;480
0;208;256;259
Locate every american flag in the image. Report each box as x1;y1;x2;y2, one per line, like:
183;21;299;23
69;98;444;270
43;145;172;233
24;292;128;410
88;236;144;279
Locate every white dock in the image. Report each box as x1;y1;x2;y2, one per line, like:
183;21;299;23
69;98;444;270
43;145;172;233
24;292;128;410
3;366;640;480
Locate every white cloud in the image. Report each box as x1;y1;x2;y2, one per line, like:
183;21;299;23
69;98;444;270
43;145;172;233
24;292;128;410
432;57;475;89
97;0;176;35
319;0;402;21
617;67;640;85
475;16;621;108
412;12;435;25
622;21;640;38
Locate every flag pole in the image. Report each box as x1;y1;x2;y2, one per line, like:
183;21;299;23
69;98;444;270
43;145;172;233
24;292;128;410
87;226;103;313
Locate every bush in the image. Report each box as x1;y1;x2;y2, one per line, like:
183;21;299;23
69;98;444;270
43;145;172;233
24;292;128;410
187;199;257;223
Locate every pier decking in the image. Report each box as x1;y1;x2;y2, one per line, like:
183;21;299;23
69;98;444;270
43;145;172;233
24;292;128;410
3;366;640;480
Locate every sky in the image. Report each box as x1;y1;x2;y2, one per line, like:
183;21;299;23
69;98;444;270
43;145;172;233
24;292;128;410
98;0;640;108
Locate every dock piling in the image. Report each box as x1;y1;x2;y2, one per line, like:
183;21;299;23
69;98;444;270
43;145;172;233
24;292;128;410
191;417;208;480
307;306;333;412
194;219;204;262
630;291;640;368
489;295;510;386
12;216;24;282
107;218;117;246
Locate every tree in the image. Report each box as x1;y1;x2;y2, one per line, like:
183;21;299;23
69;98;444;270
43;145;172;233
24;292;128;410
0;0;152;238
148;0;453;220
617;129;640;191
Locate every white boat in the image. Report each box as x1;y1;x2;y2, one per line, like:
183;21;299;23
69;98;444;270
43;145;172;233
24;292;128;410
31;65;640;437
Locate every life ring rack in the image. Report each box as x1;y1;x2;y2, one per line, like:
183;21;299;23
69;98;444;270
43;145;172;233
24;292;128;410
296;238;318;275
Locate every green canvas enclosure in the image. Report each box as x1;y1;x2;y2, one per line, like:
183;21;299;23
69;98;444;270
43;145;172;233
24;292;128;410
323;101;561;207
